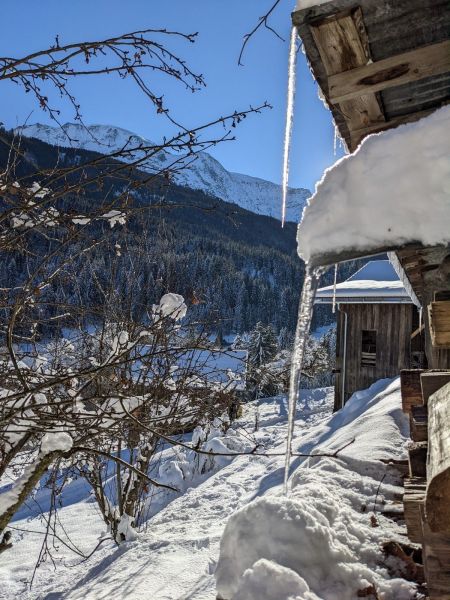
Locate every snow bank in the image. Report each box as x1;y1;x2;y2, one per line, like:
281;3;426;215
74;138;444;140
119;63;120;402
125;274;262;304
297;106;450;264
233;559;316;600
216;379;415;600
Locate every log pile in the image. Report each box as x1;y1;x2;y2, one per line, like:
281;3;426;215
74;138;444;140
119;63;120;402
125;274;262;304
401;371;450;599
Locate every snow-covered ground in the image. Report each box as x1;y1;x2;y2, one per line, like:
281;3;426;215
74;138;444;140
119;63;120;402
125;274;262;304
0;379;416;599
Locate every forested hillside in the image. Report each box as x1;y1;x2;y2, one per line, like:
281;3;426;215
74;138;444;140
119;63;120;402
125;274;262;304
0;130;359;340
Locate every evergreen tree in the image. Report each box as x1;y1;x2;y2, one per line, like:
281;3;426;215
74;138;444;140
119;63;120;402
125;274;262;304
247;322;278;368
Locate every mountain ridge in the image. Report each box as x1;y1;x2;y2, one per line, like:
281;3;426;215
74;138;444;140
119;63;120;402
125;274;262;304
16;122;310;222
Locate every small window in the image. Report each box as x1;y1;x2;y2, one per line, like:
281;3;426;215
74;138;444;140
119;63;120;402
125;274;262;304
361;330;376;367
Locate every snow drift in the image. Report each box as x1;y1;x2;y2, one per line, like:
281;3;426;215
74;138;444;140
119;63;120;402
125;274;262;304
1;382;417;599
297;105;450;264
215;379;415;600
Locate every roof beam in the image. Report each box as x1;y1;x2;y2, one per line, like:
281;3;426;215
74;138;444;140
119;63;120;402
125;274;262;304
309;7;385;139
329;40;450;104
348;104;449;148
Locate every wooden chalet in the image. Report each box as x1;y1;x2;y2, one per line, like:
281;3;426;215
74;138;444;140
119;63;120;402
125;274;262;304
315;260;423;411
293;0;450;597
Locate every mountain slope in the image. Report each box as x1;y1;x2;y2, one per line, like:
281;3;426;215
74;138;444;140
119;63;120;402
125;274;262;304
16;123;310;222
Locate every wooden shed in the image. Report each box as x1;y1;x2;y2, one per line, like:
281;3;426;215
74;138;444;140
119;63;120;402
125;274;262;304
316;260;421;411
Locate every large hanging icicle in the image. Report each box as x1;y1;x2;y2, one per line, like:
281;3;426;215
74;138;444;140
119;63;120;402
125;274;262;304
332;263;338;314
283;267;322;493
281;26;298;227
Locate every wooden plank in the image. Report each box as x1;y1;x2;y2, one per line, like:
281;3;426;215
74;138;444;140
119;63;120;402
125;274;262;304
421;371;450;405
420;505;450;600
410;405;428;442
404;476;426;543
329;40;450;103
401;369;425;414
309;9;369;75
411;323;425;340
309;7;385;136
426;382;450;534
428;301;450;349
409;442;428;478
349;104;450;148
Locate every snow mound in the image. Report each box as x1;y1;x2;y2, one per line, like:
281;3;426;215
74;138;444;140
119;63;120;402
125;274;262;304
216;379;415;600
232;558;317;600
297;105;450;263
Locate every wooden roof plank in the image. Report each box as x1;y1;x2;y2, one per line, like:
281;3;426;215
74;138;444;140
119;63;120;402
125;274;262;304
292;0;450;151
308;7;385;146
329;40;450;104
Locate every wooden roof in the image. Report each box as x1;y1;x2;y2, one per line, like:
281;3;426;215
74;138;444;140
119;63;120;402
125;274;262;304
395;244;450;304
292;0;450;151
316;260;413;304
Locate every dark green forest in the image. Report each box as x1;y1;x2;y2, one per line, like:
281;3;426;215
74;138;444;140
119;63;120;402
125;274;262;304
0;130;359;341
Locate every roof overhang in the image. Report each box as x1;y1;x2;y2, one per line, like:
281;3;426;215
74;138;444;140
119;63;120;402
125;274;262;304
292;0;450;152
315;297;412;305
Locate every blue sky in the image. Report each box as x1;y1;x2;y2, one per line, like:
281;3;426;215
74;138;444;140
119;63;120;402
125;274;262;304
0;0;344;191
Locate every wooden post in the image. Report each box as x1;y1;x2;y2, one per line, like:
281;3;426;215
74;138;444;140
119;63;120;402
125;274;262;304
420;505;450;600
421;371;450;405
428;301;450;349
403;477;426;543
410;405;428;442
401;369;425;413
426;382;450;534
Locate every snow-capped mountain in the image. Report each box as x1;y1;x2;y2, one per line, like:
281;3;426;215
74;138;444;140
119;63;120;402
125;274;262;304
16;123;310;222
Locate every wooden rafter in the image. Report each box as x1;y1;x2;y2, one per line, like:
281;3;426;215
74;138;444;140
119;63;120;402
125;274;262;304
309;8;385;134
293;0;450;151
348;103;450;148
329;40;450;104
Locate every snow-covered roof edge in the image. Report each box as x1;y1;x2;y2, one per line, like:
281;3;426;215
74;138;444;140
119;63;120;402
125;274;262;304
387;252;421;308
316;260;413;304
297;106;450;266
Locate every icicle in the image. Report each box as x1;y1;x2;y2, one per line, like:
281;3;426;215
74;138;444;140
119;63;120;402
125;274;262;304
284;267;321;494
332;263;338;314
281;26;298;228
419;306;423;330
333;123;338;156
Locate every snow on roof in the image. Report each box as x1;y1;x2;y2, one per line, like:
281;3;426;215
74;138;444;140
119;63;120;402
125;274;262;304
316;260;412;304
297;106;450;265
296;0;330;8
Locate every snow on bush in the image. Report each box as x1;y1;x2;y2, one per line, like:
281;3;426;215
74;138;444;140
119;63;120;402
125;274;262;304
297;105;450;263
216;380;416;600
102;209;126;228
116;513;138;542
155;293;187;321
157;416;252;492
40;431;73;454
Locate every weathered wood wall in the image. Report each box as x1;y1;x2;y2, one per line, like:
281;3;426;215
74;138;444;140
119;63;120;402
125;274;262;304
334;303;413;409
423;290;450;369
